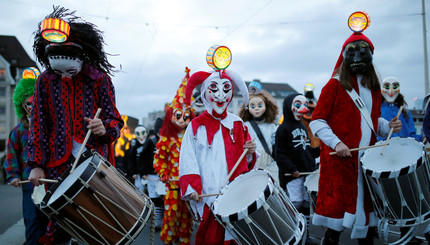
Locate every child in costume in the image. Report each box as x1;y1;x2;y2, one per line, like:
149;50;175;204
179;47;257;244
28;6;123;244
309;13;401;245
238;81;279;182
4;68;49;245
378;76;422;141
153;67;194;244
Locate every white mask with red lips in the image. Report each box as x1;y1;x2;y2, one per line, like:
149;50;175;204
291;95;309;121
203;77;233;116
382;77;400;103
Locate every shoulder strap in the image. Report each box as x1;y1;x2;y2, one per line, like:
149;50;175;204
345;88;377;136
249;120;272;156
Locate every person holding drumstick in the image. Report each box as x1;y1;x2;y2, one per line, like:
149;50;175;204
309;12;401;245
4;70;49;245
179;46;257;244
27;6;123;244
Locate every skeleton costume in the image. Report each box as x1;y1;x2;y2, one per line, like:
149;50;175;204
179;68;257;244
153;68;194;244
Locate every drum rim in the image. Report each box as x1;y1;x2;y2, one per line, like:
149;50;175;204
212;169;274;223
39;154;101;211
361;137;426;178
116;202;154;245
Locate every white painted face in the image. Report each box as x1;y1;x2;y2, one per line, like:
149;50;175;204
382;77;400;103
48;55;83;78
204;77;233;115
22;95;34;117
249;96;266;118
134;126;147;144
291;95;309;121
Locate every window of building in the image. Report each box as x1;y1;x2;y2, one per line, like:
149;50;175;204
0;68;6;81
0;87;5;96
0;106;5;115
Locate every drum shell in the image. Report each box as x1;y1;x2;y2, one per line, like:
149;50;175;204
212;169;305;245
40;153;153;244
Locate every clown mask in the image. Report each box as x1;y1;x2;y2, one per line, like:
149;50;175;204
382;77;400;103
343;40;373;74
204;77;233;115
134;126;147;144
291;95;309;121
171;107;191;129
249;96;266;119
22;95;34;117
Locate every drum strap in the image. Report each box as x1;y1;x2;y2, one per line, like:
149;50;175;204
250;120;273;158
345;88;377;137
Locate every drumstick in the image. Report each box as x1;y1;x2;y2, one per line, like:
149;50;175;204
199;193;223;198
329;143;389;156
70;108;102;174
17;178;58;184
285;172;319;176
221;138;255;188
380;105;404;155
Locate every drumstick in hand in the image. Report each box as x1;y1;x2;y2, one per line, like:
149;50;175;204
17;178;58;184
380;105;403;155
221;138;255;188
329;143;389;156
70;108;102;174
199;193;223;198
285;171;319;176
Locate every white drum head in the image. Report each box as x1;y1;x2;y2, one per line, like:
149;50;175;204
304;171;319;193
362;137;424;175
47;157;92;205
213;170;270;217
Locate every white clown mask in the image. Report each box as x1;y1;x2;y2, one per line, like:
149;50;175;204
134;126;147;144
382;77;400;103
203;77;233;116
291;95;309;121
48;55;83;78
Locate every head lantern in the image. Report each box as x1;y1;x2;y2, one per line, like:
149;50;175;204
13;68;39;119
185;45;249;118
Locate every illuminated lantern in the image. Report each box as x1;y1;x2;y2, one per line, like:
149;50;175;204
206;45;232;70
40;18;70;43
348;11;370;33
22;67;41;80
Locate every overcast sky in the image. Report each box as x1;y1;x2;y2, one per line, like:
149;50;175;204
1;0;429;120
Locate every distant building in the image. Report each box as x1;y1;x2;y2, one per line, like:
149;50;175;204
0;35;37;155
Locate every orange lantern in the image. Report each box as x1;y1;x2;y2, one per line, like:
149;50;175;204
22;67;40;80
206;45;232;70
40;18;70;43
348;11;371;33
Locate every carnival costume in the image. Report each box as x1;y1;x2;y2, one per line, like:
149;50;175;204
179;47;257;244
28;7;123;244
153;68;194;244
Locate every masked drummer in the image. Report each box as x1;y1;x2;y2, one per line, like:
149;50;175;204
178;47;257;244
27;6;123;244
309;12;401;245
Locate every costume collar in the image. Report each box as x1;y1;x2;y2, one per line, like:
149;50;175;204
45;64;104;81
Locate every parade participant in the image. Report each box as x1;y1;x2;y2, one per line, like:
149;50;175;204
378;76;422;141
153;67;194;244
238;80;279;182
179;45;257;244
309;12;401;245
128;125;164;229
4;68;49;245
302;83;320;148
275;92;319;245
28;6;123;244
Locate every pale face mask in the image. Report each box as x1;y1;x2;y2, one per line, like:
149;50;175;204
291;95;309;121
48;55;83;78
134;126;147;144
249;96;266;118
382;77;400;103
204;78;233;115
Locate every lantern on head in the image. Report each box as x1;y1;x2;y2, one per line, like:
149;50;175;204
22;67;41;80
206;45;232;70
40;17;70;43
348;11;371;33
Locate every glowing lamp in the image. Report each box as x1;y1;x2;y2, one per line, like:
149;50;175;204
40;18;70;43
22;67;40;80
304;83;314;92
348;11;370;33
206;45;232;70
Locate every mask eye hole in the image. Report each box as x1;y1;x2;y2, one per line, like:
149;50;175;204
183;112;190;121
392;83;399;90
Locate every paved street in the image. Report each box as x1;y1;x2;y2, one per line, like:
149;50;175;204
0;182;428;244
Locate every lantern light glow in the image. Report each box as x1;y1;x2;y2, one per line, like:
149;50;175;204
348;11;371;33
206;45;232;70
22;67;41;80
